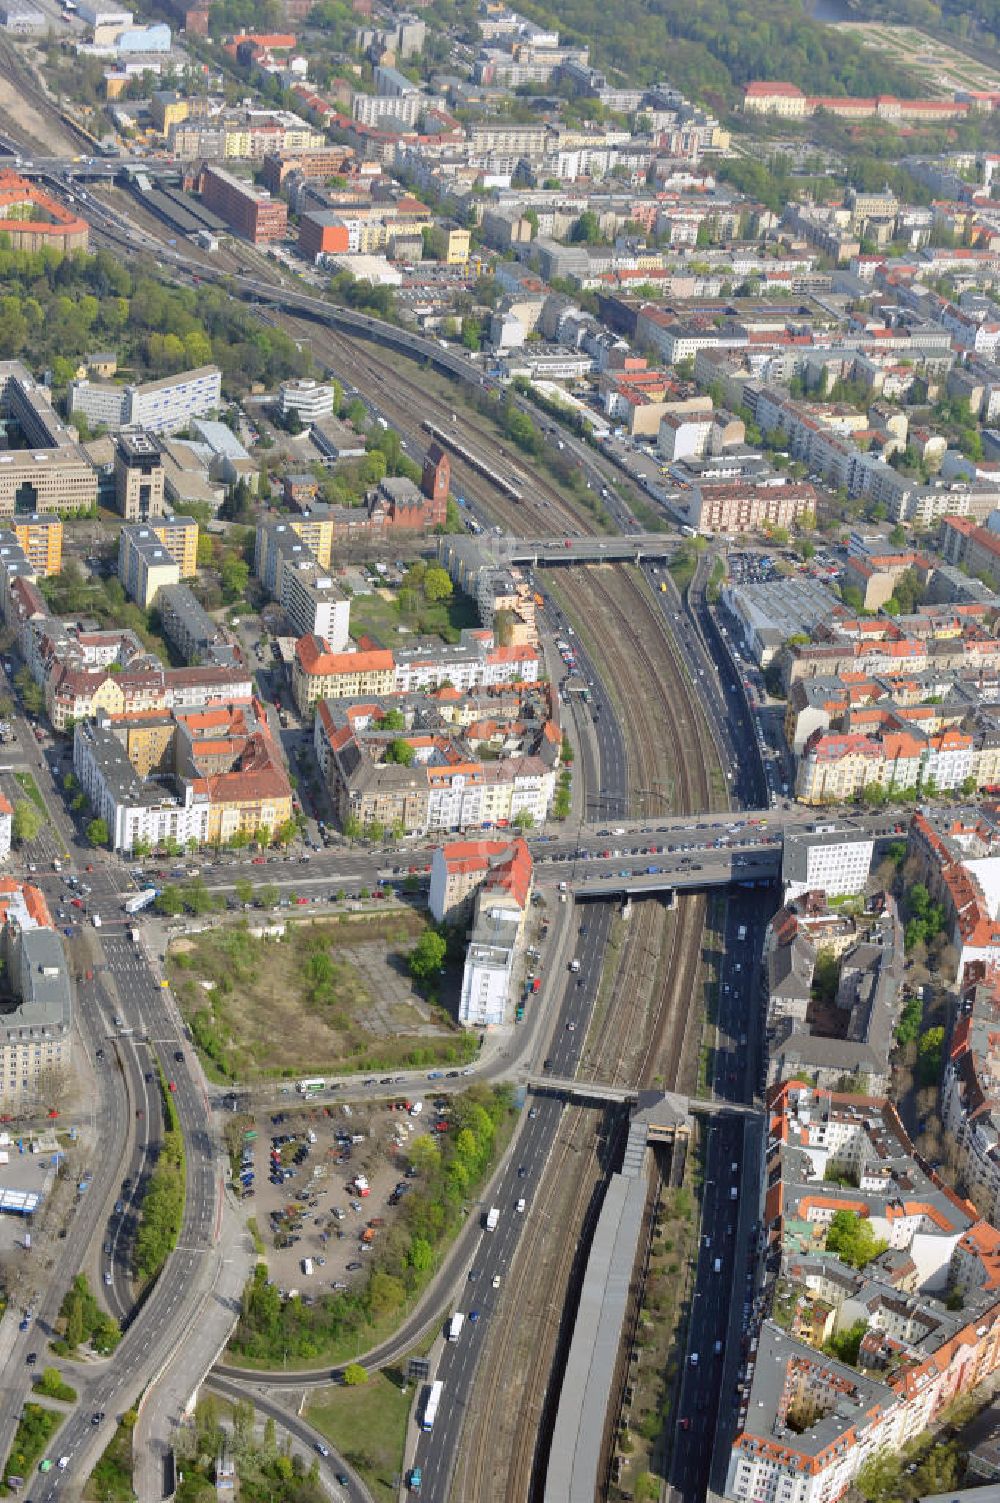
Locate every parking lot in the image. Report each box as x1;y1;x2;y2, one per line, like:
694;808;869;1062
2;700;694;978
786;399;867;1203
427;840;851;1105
244;1094;453;1297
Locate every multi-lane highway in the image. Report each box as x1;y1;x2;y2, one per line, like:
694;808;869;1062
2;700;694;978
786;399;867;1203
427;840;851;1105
406;905;616;1501
671;891;767;1499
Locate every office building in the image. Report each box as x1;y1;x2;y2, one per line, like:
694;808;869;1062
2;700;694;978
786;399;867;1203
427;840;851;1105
278;378;335;423
114;432;165;522
201;164;287;244
69;364;222;437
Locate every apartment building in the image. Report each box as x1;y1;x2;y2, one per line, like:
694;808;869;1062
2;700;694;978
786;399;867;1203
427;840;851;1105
763;891;902;1093
9;515;61;576
942;966;1000;1227
314;697;556;836
459;842;533;1028
795;722;974;803
294;628;539;716
429;836;533;925
117;528;178;608
74;702;292;852
255;515;334;581
0;880;72;1102
681;478;817;534
727;1081;1000;1503
940;516;1000;590
156;583;242;669
254;523;350;645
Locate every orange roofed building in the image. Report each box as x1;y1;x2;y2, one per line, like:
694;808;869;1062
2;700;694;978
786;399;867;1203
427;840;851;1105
0;172;88;254
427;835;534;1028
429;837;532;925
728;1080;1000;1503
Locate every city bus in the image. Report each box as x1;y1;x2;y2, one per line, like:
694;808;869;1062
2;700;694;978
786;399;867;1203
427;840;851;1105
421;1380;443;1433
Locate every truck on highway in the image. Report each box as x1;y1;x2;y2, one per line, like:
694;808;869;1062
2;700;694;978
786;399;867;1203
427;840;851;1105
569;958;580;973
421;1381;443;1433
301;1257;314;1276
484;1206;499;1232
446;1312;464;1342
123;888;157;916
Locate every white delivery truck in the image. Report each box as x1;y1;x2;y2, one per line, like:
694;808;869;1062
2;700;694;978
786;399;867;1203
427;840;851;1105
485;1206;499;1232
447;1312;465;1342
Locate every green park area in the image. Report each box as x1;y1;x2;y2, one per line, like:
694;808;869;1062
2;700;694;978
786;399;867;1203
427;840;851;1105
167;915;476;1082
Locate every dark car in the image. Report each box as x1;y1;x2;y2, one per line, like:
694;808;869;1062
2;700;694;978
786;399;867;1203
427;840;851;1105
543;1057;553;1071
174;1051;183;1063
26;1351;36;1365
346;1261;363;1271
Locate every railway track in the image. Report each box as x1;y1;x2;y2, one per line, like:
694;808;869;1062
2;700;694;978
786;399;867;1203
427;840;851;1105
0;38;99;155
452;1105;608;1503
282;314;605;540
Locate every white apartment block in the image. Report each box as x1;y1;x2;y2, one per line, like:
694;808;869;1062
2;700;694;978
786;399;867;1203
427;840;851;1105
782;829;875;900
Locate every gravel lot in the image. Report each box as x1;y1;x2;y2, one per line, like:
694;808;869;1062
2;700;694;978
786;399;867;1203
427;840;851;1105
247;1094;449;1296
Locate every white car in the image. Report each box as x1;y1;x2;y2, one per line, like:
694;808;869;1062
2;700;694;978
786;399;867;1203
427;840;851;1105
492;1274;501;1289
58;1457;70;1471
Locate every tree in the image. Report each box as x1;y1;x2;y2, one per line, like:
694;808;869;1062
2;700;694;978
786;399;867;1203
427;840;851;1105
385;738;414;766
856;1450;903;1503
15;666;43;716
235;878;254;907
512;809;534;829
571;210;603;244
12;800;44;845
917;1026;945;1087
825;1210;888;1269
409;929;447;983
812;948;840;1005
86;817;109;848
220;556;250;604
154;885;184;917
422;566;453;603
258;884;279;910
342;1362;369;1386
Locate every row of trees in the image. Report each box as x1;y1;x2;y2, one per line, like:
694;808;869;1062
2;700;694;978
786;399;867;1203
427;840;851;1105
134;1075;185;1282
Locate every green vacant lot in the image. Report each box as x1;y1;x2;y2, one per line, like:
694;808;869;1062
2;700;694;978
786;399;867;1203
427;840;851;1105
168;916;474;1080
349;586;479;646
307;1372;411;1503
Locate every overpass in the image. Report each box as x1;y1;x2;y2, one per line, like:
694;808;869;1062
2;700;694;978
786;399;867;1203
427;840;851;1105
570;849;782;898
528;1076;763;1119
501;535;677;565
